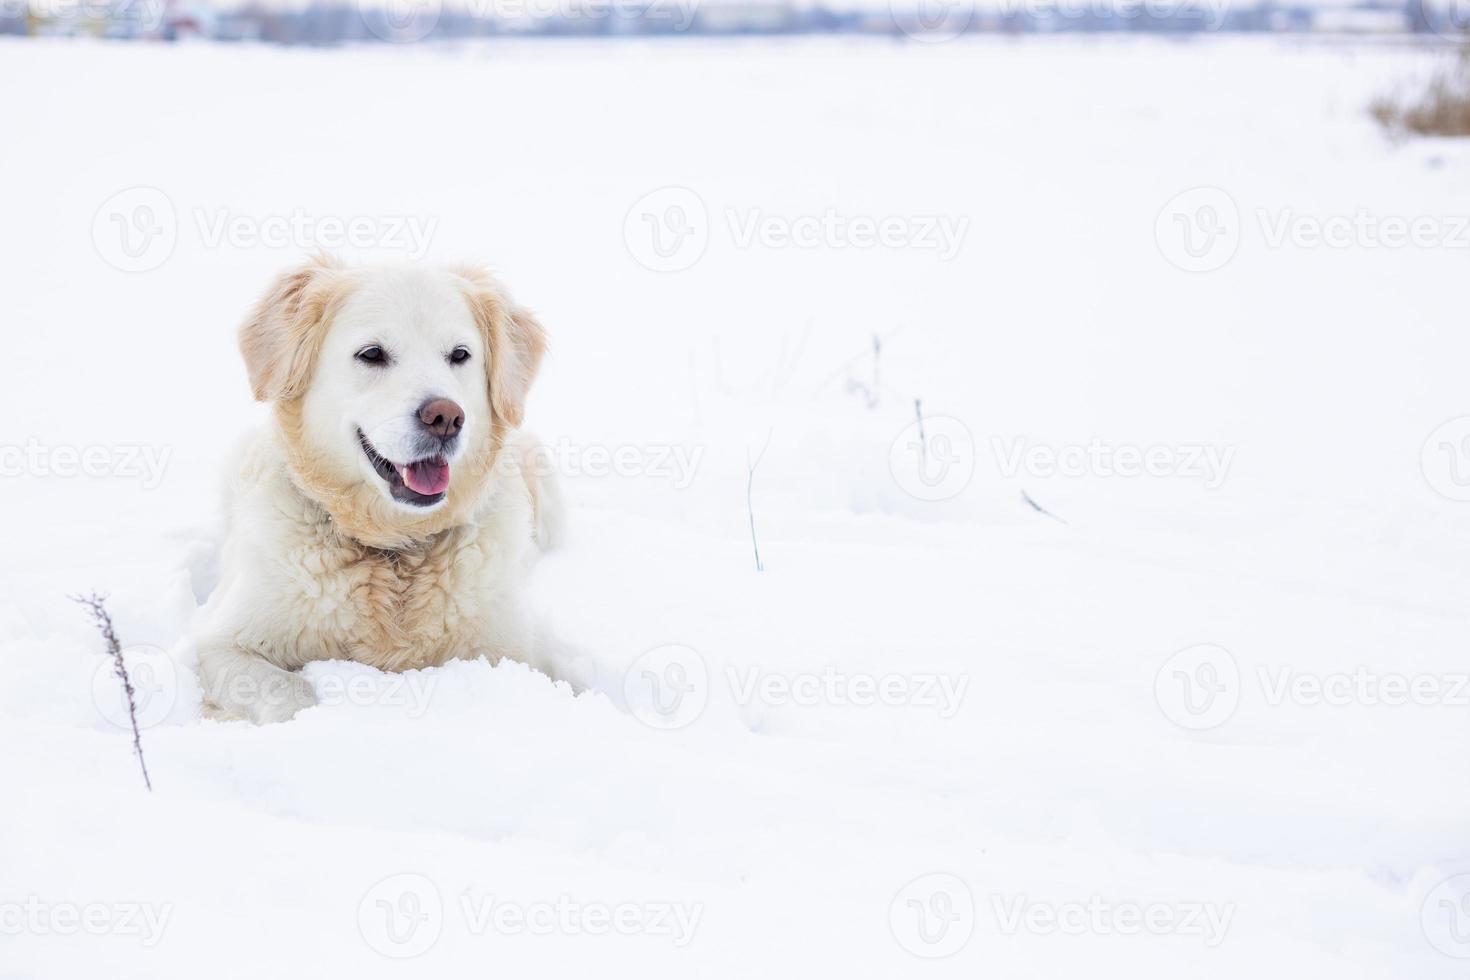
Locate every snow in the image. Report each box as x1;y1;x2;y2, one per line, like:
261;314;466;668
2;33;1469;979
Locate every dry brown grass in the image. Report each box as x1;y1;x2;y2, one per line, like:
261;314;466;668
1373;48;1470;137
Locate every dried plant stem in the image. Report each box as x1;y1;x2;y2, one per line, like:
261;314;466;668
870;335;881;409
914;398;928;468
746;429;773;572
73;593;152;792
1021;489;1069;526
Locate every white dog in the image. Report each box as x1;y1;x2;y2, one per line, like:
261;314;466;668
194;256;564;724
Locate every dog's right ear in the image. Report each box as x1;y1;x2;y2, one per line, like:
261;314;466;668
238;256;345;402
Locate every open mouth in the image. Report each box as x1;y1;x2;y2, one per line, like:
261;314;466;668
357;429;451;507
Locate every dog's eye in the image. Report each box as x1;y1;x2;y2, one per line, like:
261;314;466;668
449;346;471;365
356;346;388;366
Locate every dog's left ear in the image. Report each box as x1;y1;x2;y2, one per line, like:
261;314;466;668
456;267;548;429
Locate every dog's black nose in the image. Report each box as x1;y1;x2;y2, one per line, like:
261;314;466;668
418;398;464;438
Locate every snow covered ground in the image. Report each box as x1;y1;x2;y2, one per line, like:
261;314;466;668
2;33;1469;978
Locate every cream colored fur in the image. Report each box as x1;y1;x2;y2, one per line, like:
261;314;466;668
195;258;563;724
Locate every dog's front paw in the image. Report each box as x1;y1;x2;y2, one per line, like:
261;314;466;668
243;671;318;725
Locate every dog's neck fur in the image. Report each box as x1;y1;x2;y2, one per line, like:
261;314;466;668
273;399;508;551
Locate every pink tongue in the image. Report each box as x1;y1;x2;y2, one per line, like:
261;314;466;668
400;458;450;495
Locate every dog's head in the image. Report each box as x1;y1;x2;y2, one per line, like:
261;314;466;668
239;256;546;546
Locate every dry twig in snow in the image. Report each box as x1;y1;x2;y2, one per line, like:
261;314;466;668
73;592;152;792
747;429;773;572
